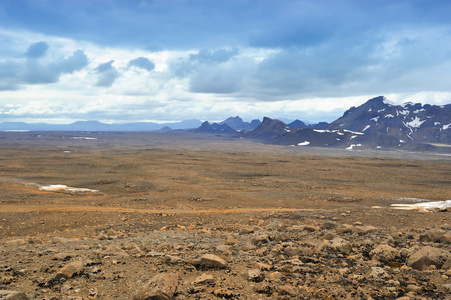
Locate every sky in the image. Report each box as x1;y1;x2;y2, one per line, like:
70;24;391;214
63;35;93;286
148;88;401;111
0;0;450;124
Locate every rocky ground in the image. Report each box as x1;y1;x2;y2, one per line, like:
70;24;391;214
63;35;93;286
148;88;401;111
0;131;450;299
2;211;451;299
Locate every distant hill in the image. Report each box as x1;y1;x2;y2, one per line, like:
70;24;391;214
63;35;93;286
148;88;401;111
194;121;237;134
287;119;329;129
243;117;291;140
3;96;450;152
219;116;261;131
0;119;203;131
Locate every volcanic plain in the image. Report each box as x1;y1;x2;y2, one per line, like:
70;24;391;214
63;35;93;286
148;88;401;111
0;131;450;299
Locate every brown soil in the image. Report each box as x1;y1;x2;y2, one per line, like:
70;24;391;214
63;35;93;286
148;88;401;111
0;131;450;299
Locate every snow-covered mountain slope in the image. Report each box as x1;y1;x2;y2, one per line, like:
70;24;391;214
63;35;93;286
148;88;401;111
328;96;451;145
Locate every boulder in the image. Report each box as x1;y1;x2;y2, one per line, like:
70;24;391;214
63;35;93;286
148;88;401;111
407;246;450;270
133;273;179;300
54;260;84;282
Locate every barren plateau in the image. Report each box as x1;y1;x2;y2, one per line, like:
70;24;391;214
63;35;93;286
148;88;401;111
0;131;451;299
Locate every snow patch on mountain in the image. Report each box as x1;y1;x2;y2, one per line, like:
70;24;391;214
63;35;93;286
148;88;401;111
406;117;426;128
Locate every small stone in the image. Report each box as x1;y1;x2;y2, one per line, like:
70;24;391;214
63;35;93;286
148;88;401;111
303;225;319;232
225;237;238;245
323;232;336;240
239;228;254;235
247;269;264;282
321;221;338;230
405;284;422;293
196;254;227;268
213;288;235;299
146;251;165;257
252;234;270;245
241;243;257;251
330;237;352;254
192;273;214;285
253;281;271;294
440;233;451;244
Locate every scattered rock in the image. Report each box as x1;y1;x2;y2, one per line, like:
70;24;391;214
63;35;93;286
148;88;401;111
251;234;270;245
407;246;450;270
246;269;264;282
369;244;401;263
53;260;84;282
133;273;179;300
192;273;215;285
194;254;227;269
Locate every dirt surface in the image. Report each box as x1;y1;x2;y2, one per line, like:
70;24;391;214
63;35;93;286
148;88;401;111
0;131;451;299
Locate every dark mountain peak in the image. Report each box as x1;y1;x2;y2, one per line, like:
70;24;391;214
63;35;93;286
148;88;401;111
288;119;309;128
220;116;260;130
194;121;237;134
245;117;290;140
194;121;214;133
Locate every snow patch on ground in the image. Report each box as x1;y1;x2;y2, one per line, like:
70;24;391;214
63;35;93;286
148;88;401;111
391;200;451;212
39;184;99;193
297;141;310;146
362;125;371;132
346;144;362;150
70;137;98;140
443;123;451;130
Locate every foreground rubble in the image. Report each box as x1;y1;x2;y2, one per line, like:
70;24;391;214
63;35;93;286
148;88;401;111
1;213;451;299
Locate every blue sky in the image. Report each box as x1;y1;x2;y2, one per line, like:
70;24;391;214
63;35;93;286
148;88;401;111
0;0;450;124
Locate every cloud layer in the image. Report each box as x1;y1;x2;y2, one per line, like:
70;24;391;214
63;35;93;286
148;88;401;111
1;0;450;123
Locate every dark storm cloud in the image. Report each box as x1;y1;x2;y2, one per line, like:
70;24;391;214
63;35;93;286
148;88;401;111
26;41;49;58
95;60;120;87
127;57;155;71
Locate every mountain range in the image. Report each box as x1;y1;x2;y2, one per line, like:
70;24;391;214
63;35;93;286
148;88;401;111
0;119;203;132
2;96;450;152
239;96;451;151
